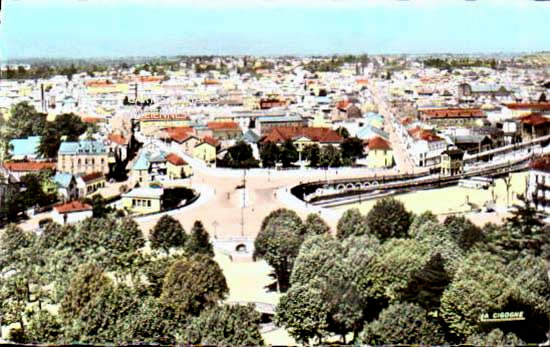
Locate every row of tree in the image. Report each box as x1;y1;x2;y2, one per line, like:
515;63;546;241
254;197;550;345
0;213;264;345
258;137;364;168
3;64;109;80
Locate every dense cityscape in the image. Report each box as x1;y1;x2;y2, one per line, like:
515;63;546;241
2;0;550;346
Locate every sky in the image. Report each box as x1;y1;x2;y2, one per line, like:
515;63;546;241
1;0;550;59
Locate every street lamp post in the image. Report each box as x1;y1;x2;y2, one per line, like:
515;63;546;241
241;169;246;237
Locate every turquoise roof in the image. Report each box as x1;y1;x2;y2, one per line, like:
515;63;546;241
54;172;74;188
240;129;260;143
357;126;389;140
133;152;150;171
150;151;166;162
59;140;106;155
9;136;41;158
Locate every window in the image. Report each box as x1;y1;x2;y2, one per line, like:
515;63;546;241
147;200;151;207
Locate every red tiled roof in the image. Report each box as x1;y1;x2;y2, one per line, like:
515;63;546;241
408;127;443;142
262;127;343;144
519;113;550;126
207;121;240;130
82;117;103;124
420;108;484;119
140;114;190;121
368;136;392;151
505;103;550;111
54;200;92;214
166;153;187;166
356;79;368;85
3;162;56;172
199;136;220;147
530;155;550;172
108;133;129;145
203;79;221;85
163;127;195;143
81;172;104;183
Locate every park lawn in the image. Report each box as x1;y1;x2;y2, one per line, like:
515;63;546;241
215;252;281;306
263;327;296;346
333;172;528;216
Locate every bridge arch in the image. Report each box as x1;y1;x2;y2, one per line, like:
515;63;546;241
336;184;347;192
235;244;247;253
346;183;355;190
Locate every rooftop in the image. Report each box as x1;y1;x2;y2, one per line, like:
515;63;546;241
59;140;106;155
166;153;187;166
9;136;41;158
368;136;392;151
122;187;164;198
262;126;343;144
80;172;105;183
54;200;92;214
3;161;55;172
207;121;240;130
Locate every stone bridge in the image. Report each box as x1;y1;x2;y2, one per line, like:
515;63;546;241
213;237;255;261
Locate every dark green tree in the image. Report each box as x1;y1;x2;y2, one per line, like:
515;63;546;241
254;209;305;291
279;140;299;167
183;304;264;346
340;137;364;164
60;263;112;321
5;102;47;140
302;143;321;167
259;141;280;168
399;252;451;311
84;194;114;218
54;113;88;141
38;123;61;159
118;297;177;344
160;254;228;317
336;208;367;240
185;220;214;257
275;281;330;344
444;215;483;251
219;141;259;168
365;197;412;241
358;302;446;345
149;215;186;254
466;329;524;346
304;213;330;235
319;145;342;167
336;126;350;139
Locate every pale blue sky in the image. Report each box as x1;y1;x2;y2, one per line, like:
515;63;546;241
1;0;549;59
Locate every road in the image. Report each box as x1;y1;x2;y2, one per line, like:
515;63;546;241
367;80;422;174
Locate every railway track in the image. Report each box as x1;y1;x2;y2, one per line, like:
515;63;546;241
298;156;530;205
